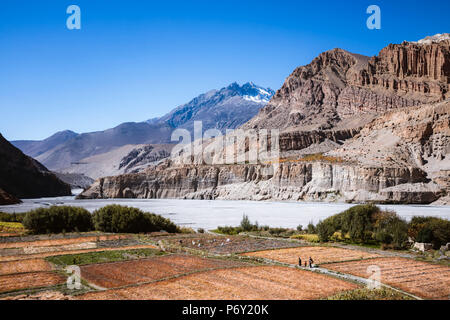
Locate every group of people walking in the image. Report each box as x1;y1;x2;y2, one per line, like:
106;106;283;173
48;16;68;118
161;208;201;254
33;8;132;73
298;257;314;268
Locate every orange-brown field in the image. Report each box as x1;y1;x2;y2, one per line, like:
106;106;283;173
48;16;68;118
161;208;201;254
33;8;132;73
0;237;157;262
0;272;66;294
0;234;131;249
80;254;245;289
165;235;302;254
325;257;450;300
242;246;380;265
79;266;358;300
0;258;53;275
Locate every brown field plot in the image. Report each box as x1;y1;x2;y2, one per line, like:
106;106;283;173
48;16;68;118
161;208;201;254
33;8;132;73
0;272;65;294
325;258;450;300
242;246;380;265
80;254;245;289
0;234;131;249
0;259;53;275
168;235;301;254
80;266;358;300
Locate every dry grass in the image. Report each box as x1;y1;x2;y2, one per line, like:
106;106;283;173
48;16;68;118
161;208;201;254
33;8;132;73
0;259;53;275
325;257;450;300
79;266;358;300
242;246;380;265
80;254;245;289
0;272;65;294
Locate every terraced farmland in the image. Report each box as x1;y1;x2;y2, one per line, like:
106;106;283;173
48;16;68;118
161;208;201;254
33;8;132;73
79;266;359;300
0;258;53;275
325;258;450;300
242;246;380;265
0;272;65;294
80;254;246;289
167;235;302;254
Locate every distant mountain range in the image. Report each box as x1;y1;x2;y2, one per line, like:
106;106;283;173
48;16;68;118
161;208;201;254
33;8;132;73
12;82;274;177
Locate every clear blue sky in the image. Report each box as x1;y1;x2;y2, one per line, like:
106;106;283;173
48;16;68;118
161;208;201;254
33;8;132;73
1;0;449;140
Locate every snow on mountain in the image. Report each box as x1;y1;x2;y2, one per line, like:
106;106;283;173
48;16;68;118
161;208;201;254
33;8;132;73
412;33;450;45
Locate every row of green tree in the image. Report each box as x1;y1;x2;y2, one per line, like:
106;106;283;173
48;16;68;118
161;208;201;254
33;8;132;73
0;205;179;234
316;204;449;249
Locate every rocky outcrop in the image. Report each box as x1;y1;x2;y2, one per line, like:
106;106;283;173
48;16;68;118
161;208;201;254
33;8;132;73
0;134;71;200
79;161;434;204
0;188;21;205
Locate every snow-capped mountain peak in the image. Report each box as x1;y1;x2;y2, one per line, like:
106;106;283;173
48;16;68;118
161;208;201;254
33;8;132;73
412;33;450;45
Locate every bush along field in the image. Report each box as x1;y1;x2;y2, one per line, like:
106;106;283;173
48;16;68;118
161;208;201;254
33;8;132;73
214;214;318;241
215;206;449;254
0;205;181;235
315;204;450;251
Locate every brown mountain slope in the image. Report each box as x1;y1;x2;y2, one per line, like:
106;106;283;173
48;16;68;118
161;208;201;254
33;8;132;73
244;40;449;132
0;134;71;200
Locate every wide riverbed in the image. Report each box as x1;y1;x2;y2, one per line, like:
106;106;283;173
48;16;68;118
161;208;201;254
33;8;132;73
1;196;449;230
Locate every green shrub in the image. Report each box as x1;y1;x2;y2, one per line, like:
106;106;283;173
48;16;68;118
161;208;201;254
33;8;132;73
373;210;408;248
0;212;26;223
307;222;316;234
92;205;179;234
23;206;93;234
197;228;205;234
409;217;450;249
317;220;335;242
216;226;242;235
240;214;254;232
316;205;410;249
316;204;380;243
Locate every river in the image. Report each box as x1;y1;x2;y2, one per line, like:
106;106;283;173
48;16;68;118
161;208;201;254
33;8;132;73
1;195;449;230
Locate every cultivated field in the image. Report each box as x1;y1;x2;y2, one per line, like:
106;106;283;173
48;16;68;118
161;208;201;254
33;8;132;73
0;258;53;275
325;257;450;300
0;234;131;249
0;231;445;301
80;254;246;289
166;235;302;254
0;272;65;294
79;266;358;300
0;232;156;262
242;246;380;265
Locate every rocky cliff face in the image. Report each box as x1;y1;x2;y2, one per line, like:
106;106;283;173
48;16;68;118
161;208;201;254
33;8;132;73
245;39;449;133
80;36;450;204
78;159;434;204
0;134;72;200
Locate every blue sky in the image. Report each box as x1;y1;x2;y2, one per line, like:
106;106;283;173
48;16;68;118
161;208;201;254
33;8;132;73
1;0;449;140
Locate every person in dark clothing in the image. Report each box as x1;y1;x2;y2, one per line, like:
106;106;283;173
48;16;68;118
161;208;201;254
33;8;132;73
304;261;307;267
298;257;302;267
309;257;314;268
